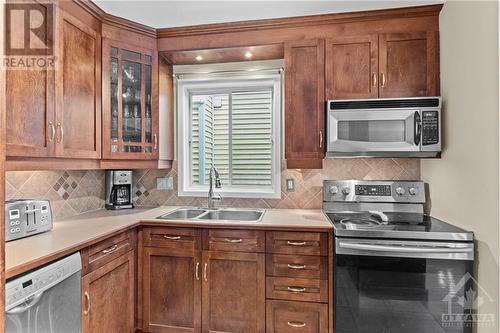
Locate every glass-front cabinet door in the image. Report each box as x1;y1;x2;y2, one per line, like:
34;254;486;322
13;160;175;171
103;39;158;159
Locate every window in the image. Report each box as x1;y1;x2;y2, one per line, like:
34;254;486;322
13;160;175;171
177;74;281;198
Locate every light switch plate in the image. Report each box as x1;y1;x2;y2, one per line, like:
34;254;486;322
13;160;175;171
157;177;173;190
286;179;294;192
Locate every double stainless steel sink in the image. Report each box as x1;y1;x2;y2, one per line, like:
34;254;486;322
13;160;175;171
157;207;265;222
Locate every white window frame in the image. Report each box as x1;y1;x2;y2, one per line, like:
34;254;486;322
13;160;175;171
177;74;281;199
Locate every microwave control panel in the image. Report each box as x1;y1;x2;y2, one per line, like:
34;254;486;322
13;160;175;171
422;111;439;145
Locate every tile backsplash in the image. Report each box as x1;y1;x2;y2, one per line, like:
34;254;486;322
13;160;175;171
4;158;420;220
5;170;105;219
133;158;420;209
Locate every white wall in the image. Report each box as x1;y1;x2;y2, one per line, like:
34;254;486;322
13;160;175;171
421;1;499;332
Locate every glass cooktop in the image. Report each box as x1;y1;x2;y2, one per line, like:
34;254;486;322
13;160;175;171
326;212;473;241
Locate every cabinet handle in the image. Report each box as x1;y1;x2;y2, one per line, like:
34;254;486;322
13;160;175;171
56;122;63;143
195;262;200;281
203;263;208;282
319;130;323;149
380;73;386;87
153;133;158;150
163;235;181;240
287;286;307;293
287;321;306;328
102;244;118;254
287;241;307;246
224;238;243;243
287;264;307;270
48;121;55;142
372;72;377;87
83;291;91;315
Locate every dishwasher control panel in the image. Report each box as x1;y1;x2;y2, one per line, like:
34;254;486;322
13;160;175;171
5;199;53;242
6;252;82;311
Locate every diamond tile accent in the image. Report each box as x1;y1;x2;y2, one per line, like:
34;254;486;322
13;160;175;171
5;170;106;220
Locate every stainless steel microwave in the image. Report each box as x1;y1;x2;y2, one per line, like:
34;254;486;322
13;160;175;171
327;97;441;157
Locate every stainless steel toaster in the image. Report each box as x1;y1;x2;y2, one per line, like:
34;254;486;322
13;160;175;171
5;200;53;242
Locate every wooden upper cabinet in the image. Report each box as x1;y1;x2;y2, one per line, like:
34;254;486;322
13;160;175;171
81;251;135;333
325;35;378;99
6;2;54;158
102;39;159;160
284;39;325;169
379;32;439;97
202;251;265;333
56;10;101;159
142;247;201;332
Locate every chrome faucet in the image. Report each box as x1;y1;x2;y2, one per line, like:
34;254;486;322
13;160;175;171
208;166;222;209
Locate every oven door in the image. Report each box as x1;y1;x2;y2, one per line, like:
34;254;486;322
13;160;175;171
327;108;421;154
335;238;474;333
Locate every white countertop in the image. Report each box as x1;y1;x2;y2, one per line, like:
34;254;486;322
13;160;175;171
6;206;332;278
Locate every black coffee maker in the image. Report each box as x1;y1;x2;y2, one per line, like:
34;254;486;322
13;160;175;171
105;170;133;210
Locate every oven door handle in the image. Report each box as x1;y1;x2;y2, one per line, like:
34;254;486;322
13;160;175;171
337;240;474;260
414;111;422;146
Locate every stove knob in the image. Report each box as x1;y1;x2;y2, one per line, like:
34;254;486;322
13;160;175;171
395;187;405;196
342;187;351;195
409;187;417;196
329;186;339;194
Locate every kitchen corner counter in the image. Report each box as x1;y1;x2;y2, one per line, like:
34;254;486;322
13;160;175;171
6;206;332;279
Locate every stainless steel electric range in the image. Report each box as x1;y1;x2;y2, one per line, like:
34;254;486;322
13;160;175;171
324;180;474;333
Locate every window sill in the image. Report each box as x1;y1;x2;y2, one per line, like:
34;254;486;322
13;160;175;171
178;188;281;199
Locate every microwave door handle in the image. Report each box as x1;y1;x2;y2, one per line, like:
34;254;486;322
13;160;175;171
414;111;422;146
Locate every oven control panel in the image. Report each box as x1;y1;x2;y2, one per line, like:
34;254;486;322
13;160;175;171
323;180;425;203
355;185;392;196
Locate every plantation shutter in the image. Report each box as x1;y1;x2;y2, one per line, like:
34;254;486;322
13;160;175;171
231;90;273;186
191;89;274;187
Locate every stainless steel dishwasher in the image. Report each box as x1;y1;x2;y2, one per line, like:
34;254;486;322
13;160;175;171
5;252;82;333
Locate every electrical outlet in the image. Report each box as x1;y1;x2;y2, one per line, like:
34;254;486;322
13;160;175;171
286;179;295;192
157;177;173;190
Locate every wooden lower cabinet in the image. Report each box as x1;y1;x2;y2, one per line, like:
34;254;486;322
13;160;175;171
266;300;328;333
142;247;202;332
81;251;135;333
140;228;329;333
202;251;265;333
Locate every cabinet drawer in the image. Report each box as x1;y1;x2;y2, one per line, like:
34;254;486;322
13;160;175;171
143;227;201;252
266;300;328;333
203;229;265;253
266;277;328;303
266;254;327;279
266;232;328;256
83;230;135;274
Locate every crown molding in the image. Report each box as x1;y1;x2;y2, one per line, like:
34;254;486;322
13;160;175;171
157;4;443;38
73;0;157;38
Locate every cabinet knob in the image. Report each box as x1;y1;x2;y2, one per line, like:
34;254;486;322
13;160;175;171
153;133;158;150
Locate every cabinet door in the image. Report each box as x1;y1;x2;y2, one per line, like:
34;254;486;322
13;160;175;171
325;35;379;99
81;251;135;333
102;39;159;160
202;251;265;333
379;32;439;97
6;2;55;158
142;247;201;332
55;10;101;159
284;39;325;169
